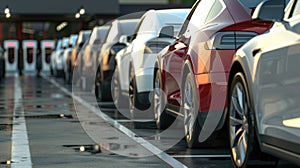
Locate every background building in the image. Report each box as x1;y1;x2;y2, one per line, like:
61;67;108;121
0;0;194;42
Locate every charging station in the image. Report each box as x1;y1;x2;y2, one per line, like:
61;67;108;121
41;40;55;72
4;40;19;72
23;40;37;72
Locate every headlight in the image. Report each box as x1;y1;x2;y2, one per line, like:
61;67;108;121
205;31;258;50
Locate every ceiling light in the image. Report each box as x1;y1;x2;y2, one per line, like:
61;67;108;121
75;13;80;19
4;6;9;14
6;13;11;18
56;22;68;31
79;8;85;15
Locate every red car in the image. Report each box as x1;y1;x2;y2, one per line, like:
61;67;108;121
153;0;273;148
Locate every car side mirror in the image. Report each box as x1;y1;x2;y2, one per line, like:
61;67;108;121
79;42;84;47
252;0;285;21
159;26;174;38
119;35;129;44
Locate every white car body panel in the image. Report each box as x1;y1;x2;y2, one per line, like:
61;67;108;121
234;0;300;147
55;37;69;71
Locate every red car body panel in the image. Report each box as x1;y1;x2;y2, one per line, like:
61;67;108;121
158;0;273;114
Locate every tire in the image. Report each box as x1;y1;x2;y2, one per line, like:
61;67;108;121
153;70;174;130
182;71;201;148
95;68;103;101
56;69;64;78
228;72;277;168
112;66;122;108
50;66;54;76
65;61;72;84
63;69;67;81
128;65;150;118
95;68;110;102
0;59;5;78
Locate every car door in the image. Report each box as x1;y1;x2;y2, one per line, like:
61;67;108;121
255;0;300;150
163;0;214;106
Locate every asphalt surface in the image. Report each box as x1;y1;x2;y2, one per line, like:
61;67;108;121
0;73;298;168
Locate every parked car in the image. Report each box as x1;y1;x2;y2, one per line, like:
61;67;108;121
227;0;299;167
62;30;91;84
113;9;189;118
62;34;78;81
153;0;274;148
80;24;110;90
95;16;142;101
50;39;62;76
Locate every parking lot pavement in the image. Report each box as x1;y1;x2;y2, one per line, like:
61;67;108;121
0;74;298;168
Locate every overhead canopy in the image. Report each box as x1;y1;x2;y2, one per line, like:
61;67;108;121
0;0;119;15
0;0;119;22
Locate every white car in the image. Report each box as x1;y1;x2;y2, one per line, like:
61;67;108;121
113;9;189;117
50;39;61;76
62;34;78;80
53;37;69;77
227;0;300;167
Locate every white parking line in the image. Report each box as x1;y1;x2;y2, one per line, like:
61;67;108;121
42;74;188;168
116;119;154;122
171;155;230;158
11;74;32;168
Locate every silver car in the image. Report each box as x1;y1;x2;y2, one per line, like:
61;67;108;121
227;0;300;167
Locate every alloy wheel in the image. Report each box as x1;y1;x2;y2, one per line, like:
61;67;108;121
183;76;196;142
154;71;163;128
112;67;120;107
128;66;135;117
182;73;200;148
229;81;249;167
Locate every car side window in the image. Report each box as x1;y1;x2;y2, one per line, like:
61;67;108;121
137;14;156;38
291;0;300;17
88;30;97;45
205;0;225;23
93;39;101;45
185;0;215;36
130;17;145;41
177;0;201;37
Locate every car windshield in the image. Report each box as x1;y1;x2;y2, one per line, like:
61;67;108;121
105;19;139;42
83;32;90;42
69;35;78;47
238;0;290;8
238;0;264;8
98;26;110;43
56;40;62;50
62;38;69;48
